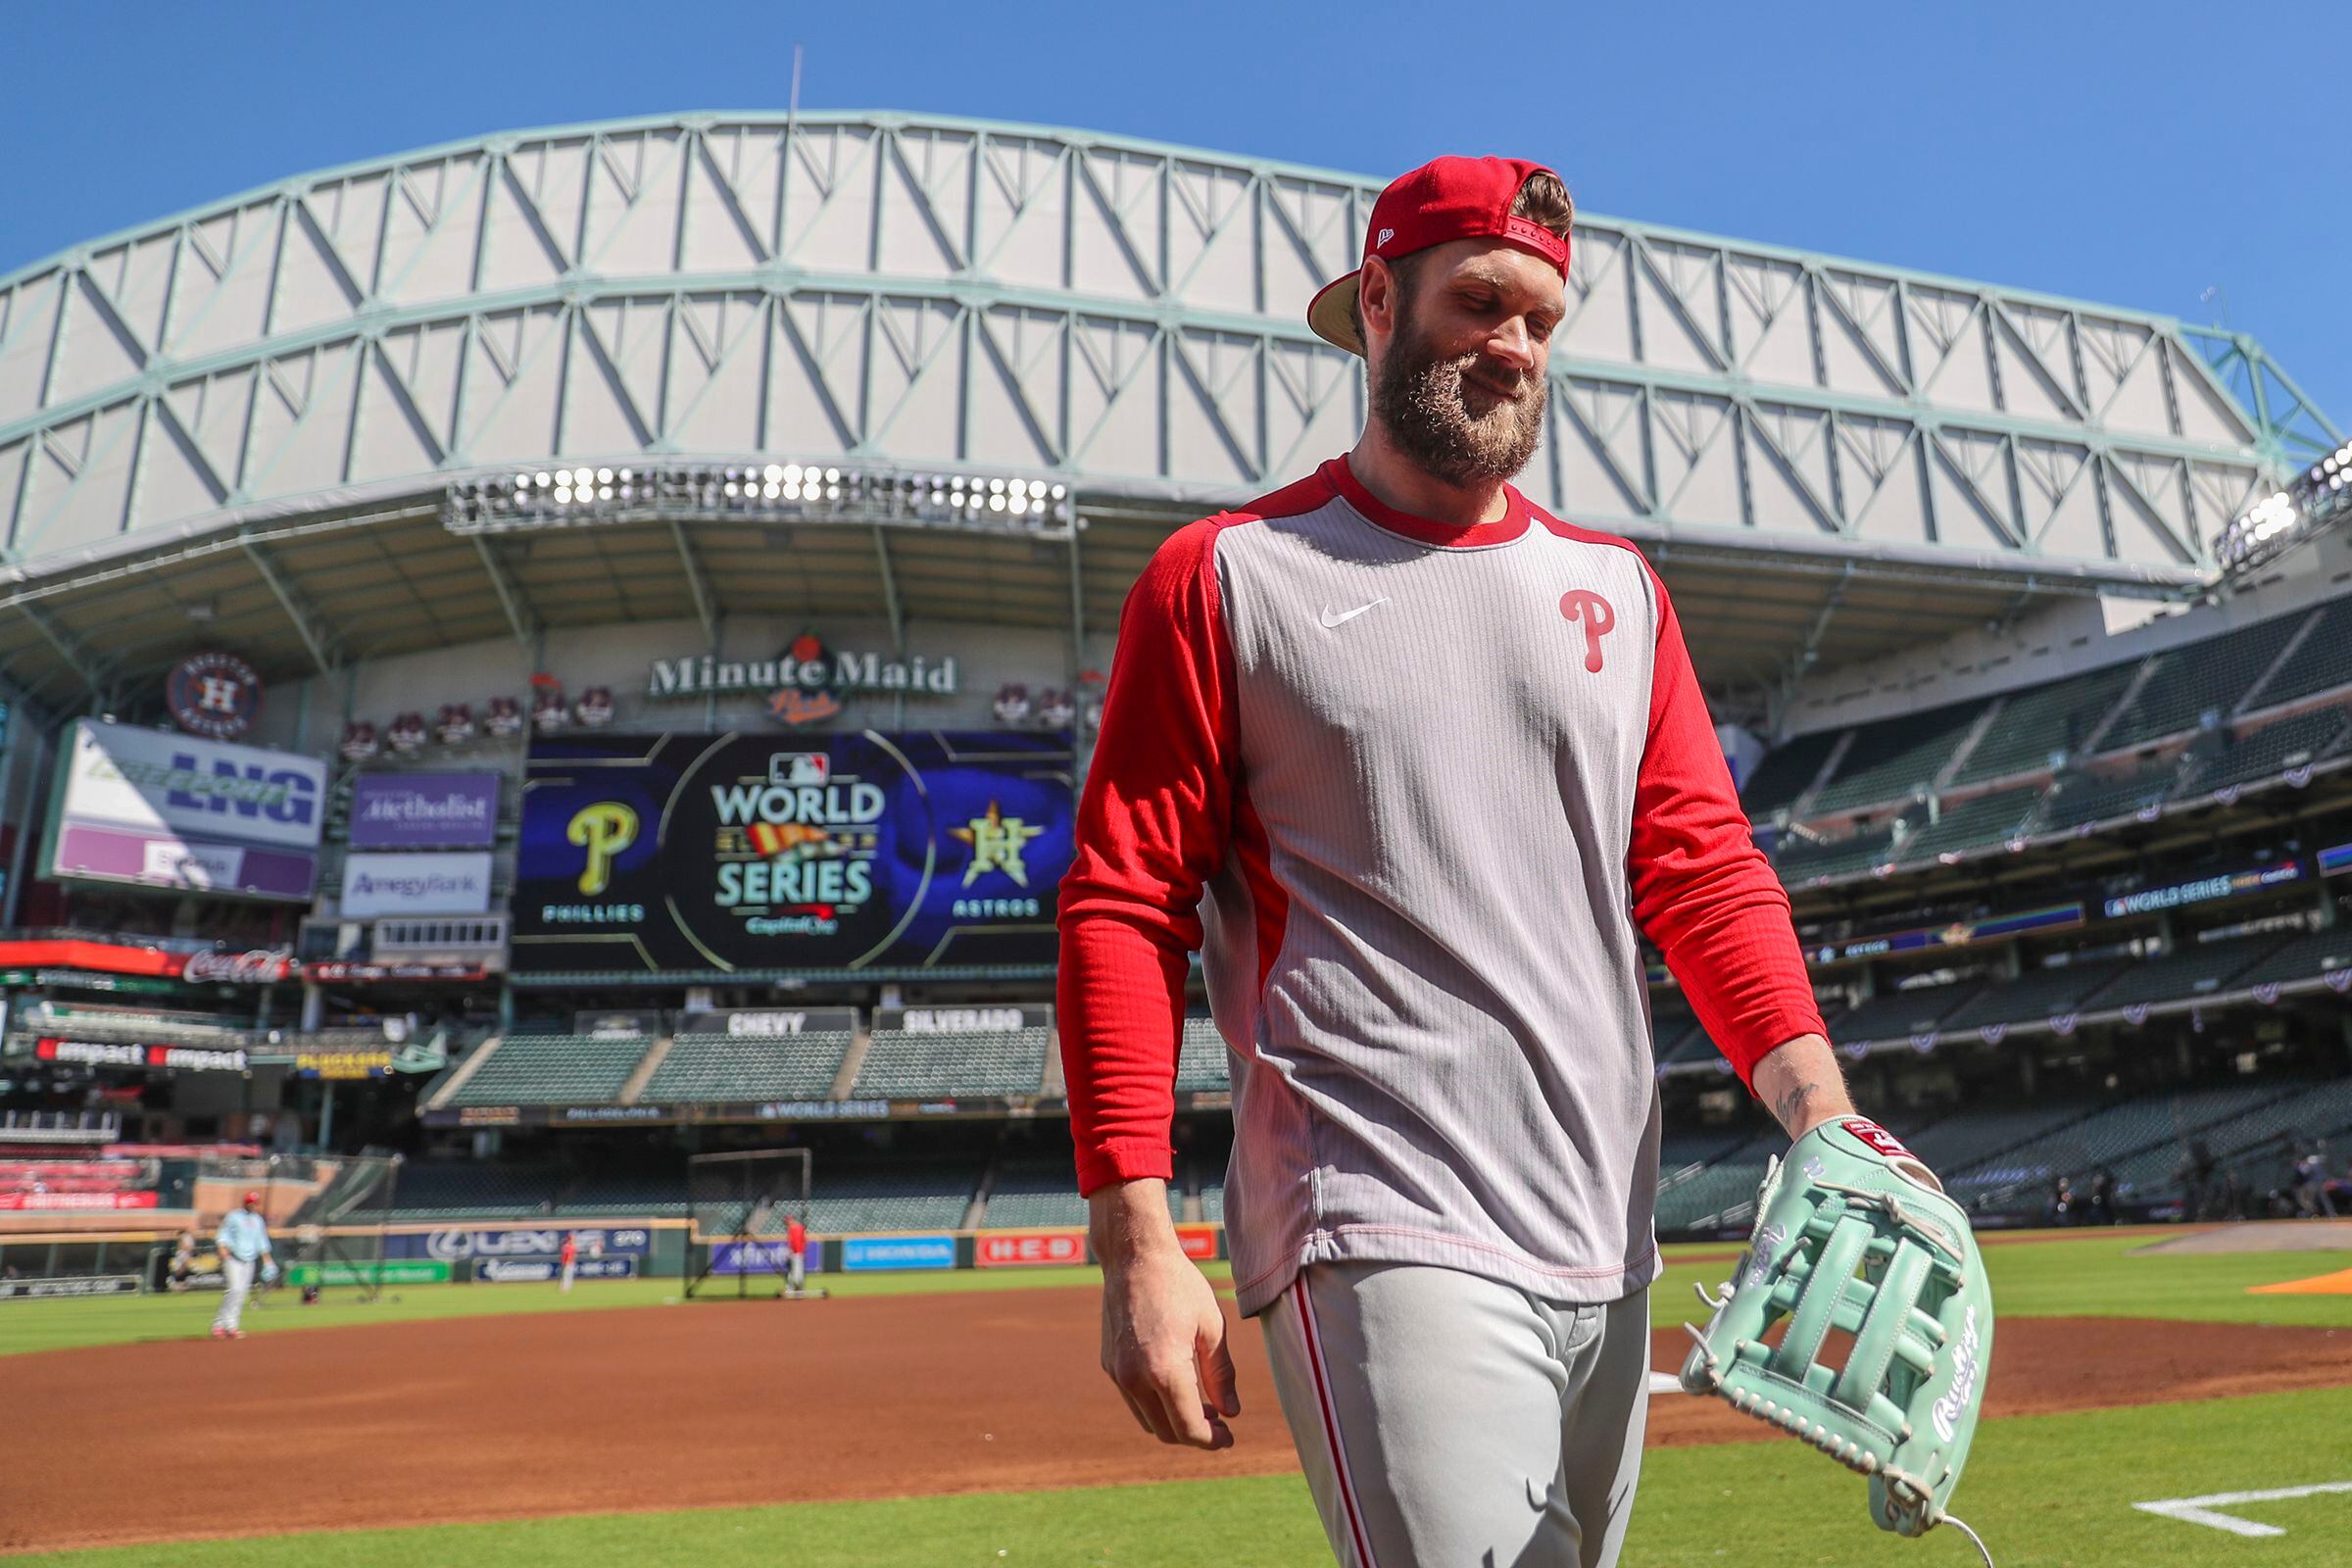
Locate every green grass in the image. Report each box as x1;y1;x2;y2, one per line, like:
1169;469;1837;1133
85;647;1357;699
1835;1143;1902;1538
20;1387;2351;1566
9;1232;2345;1358
1652;1233;2352;1331
0;1264;1211;1358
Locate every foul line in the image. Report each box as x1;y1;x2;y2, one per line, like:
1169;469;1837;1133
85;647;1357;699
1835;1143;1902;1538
2133;1481;2352;1538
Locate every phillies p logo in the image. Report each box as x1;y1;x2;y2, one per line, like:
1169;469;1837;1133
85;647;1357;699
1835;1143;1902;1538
1558;589;1615;673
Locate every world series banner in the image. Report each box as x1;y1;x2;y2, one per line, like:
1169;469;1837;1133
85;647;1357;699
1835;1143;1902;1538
512;731;1074;975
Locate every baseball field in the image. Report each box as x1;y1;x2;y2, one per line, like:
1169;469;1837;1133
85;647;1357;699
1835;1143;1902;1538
4;1227;2347;1566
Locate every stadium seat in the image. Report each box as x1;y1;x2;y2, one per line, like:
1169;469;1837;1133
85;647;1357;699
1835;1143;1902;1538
1948;662;2138;785
1773;825;1897;883
2235;925;2352;986
1936;959;2131;1030
2096;613;2307;752
1946;1084;2282;1206
2181;708;2351;797
2036;764;2177;833
802;1163;979;1232
853;1026;1052;1098
642;1031;852;1103
1823;982;1977;1045
2243;599;2352;710
1176;1016;1231;1092
2084;933;2284;1011
445;1035;654;1106
1804;700;1989;814
1740;728;1841;818
1892;786;2043;866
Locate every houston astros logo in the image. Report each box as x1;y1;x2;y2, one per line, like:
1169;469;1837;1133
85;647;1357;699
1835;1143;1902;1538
1558;589;1616;672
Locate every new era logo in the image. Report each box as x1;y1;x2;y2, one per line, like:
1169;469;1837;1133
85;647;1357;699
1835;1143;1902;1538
1376;227;1395;249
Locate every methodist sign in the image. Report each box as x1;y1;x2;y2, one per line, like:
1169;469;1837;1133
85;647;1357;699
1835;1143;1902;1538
348;772;500;850
512;731;1072;975
41;720;324;901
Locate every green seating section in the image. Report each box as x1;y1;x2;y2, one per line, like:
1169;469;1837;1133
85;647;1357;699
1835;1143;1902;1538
2102;1079;2352;1199
643;1031;851;1102
2237;926;2352;986
1177;1016;1231;1091
804;1165;976;1232
1895;786;2043;866
2036;765;2176;833
2187;709;2350;796
1950;662;2137;785
2099;613;2307;750
1937;959;2131;1030
1827;984;1977;1044
1946;1084;2281;1204
854;1027;1050;1098
1806;701;1987;813
447;1035;653;1106
1740;728;1840;817
2086;934;2283;1011
1774;826;1896;883
2251;600;2352;708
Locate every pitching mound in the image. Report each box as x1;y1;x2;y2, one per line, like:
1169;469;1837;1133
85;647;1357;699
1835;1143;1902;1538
2134;1219;2352;1255
7;1290;2352;1555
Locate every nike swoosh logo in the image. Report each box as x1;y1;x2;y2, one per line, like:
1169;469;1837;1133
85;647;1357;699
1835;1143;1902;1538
1319;598;1389;629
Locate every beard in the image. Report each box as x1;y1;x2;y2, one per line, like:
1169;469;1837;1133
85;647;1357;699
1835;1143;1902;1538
1370;314;1547;487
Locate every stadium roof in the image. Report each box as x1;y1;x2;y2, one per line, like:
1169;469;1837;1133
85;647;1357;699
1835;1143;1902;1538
0;111;2336;720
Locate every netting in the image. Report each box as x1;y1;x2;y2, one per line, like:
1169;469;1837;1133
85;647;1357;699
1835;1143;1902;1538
685;1148;811;1299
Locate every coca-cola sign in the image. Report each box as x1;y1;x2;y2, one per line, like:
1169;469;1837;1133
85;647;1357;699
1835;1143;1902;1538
179;950;300;985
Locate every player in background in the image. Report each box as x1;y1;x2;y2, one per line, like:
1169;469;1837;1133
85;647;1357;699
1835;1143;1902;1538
785;1213;808;1295
559;1230;579;1293
1058;154;1890;1566
211;1191;274;1340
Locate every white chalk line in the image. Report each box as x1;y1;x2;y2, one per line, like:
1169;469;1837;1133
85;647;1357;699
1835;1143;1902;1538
2132;1480;2352;1538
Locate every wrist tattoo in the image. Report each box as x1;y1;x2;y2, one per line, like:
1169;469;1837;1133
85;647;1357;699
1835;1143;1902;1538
1773;1081;1824;1131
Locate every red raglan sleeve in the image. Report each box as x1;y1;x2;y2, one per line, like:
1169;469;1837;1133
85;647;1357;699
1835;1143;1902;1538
1055;519;1238;1195
1627;565;1827;1087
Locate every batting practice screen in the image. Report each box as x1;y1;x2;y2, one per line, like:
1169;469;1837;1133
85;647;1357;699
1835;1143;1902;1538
510;730;1074;974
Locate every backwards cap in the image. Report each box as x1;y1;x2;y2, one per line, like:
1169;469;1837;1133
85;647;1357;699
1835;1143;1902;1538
1307;155;1571;357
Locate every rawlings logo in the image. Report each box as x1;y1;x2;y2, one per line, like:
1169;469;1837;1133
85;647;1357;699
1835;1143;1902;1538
1745;1222;1788;1288
1841;1117;1912;1160
1932;1305;1982;1444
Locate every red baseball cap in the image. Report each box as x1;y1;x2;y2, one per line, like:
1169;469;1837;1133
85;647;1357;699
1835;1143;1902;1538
242;1191;261;1205
1307;156;1572;358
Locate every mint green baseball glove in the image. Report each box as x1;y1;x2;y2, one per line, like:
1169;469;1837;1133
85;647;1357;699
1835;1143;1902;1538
1681;1117;1994;1559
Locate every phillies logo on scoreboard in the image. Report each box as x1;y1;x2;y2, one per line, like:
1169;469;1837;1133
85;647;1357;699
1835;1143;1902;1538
167;652;265;740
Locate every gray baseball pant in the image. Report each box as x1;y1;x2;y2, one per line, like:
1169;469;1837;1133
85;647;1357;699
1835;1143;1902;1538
1259;1261;1650;1567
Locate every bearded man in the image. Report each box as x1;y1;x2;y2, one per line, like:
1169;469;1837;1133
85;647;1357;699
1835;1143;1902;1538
1056;155;1864;1566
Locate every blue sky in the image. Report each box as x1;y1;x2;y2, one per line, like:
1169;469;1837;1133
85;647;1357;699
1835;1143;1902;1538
3;0;2341;427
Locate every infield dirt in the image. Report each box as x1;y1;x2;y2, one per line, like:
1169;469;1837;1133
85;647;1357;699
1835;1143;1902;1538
8;1286;2349;1555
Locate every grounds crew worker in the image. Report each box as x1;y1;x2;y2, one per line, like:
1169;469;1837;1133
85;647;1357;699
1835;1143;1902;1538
212;1190;275;1340
1058;154;1903;1567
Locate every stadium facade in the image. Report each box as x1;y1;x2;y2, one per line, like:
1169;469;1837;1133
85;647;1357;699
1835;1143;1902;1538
0;113;2346;1247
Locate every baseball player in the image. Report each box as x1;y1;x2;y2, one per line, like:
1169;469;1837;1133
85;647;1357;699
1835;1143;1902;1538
559;1230;579;1292
785;1213;808;1294
1058;155;1915;1566
211;1191;275;1340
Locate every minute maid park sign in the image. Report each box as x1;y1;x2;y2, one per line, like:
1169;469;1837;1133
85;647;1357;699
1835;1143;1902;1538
647;634;956;724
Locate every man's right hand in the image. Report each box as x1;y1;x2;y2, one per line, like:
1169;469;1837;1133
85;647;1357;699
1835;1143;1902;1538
1090;1178;1240;1449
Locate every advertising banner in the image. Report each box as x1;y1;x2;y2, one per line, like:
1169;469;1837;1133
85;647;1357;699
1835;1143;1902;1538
287;1259;452;1287
512;731;1073;975
0;1274;143;1300
677;1005;859;1037
475;1256;638;1284
710;1240;796;1275
1174;1224;1221;1262
43;720;325;901
340;852;494;917
2101;860;2304;919
383;1225;652;1262
873;1005;1050;1034
294;1052;394;1080
348;772;501;849
35;1039;249;1073
0;1191;159;1211
840;1235;956;1272
975;1231;1086;1268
